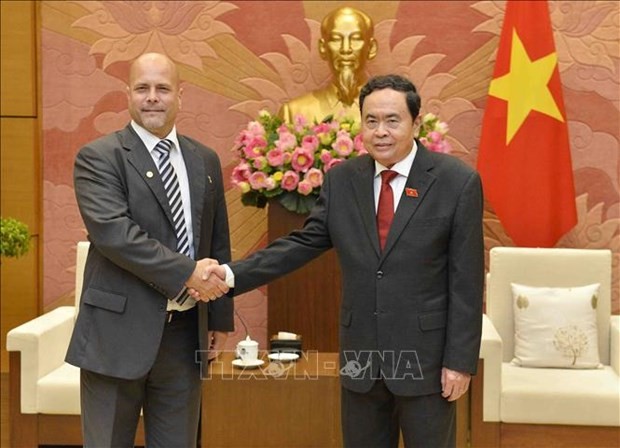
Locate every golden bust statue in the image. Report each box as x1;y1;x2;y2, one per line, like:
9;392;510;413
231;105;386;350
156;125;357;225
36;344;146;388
279;7;378;123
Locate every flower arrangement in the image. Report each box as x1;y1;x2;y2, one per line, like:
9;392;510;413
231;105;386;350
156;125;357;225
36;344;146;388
231;111;450;214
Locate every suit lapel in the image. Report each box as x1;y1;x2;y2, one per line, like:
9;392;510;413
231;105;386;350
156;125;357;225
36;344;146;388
179;136;206;253
350;156;382;257
122;126;175;227
382;144;437;258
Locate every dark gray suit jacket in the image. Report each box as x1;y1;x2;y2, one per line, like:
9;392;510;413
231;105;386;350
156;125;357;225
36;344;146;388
230;143;484;396
66;125;233;380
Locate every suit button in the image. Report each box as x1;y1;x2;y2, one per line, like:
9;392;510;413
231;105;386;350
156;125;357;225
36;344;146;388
376;271;383;279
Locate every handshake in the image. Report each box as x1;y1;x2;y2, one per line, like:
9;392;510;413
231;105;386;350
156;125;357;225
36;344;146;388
184;258;229;302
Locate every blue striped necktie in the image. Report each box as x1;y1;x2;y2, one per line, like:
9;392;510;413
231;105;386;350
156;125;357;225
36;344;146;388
154;139;191;304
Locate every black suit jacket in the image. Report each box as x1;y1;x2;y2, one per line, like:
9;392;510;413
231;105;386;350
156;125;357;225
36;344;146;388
66;124;233;380
230;143;484;396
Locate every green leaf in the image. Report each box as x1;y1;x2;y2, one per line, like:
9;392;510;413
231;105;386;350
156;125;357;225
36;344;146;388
263;187;283;198
277;192;319;214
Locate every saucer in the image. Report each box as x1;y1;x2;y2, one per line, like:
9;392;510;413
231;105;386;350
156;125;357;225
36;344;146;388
232;359;264;369
268;352;300;362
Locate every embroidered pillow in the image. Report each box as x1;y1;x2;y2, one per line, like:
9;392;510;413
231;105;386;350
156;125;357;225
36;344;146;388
511;283;602;369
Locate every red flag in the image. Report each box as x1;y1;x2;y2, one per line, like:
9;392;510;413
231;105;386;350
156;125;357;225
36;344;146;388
477;0;576;247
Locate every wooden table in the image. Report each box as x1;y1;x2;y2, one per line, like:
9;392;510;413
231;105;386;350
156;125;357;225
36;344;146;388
202;351;469;447
202;351;341;447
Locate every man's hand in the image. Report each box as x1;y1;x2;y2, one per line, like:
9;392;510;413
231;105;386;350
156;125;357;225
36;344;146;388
185;258;228;301
202;264;226;283
441;367;471;402
207;331;228;361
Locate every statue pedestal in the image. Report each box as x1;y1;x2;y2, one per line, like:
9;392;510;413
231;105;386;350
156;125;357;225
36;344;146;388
267;201;341;352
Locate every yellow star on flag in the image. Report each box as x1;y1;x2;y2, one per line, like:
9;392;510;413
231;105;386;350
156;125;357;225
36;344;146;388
489;29;564;145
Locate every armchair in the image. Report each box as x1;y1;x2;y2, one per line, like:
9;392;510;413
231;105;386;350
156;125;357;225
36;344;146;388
471;247;619;447
6;241;145;446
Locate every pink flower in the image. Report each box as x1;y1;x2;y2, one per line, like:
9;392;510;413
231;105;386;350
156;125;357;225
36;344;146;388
281;171;300;191
266;148;285;167
247;120;266;138
428;131;443;143
332;130;353;157
264;177;277;191
421;138;450;154
324;158;343;172
312;123;331;134
248;171;268;190
305;168;324;188
231;162;252;184
293;114;308;133
319;150;333;165
301;135;319;153
291;147;314;173
297;180;313;196
353;134;367;154
252;156;267;170
242;136;267;159
276;129;297;151
283;151;292;164
235;123;265;147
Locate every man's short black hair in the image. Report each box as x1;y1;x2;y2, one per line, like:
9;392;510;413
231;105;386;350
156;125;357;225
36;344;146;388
359;74;421;121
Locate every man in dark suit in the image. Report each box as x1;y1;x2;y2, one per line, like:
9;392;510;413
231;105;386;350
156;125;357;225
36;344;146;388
203;74;484;447
66;53;233;447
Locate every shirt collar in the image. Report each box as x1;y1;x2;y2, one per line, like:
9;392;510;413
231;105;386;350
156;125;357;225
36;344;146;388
130;120;180;154
374;140;418;179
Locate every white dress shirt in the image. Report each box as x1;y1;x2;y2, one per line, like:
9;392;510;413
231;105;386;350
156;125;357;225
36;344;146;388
373;140;418;213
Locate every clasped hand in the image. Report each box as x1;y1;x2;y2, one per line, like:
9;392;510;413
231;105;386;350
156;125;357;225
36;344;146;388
184;258;227;302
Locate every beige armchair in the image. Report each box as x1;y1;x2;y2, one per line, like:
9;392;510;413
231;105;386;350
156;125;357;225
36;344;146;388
6;242;145;446
471;247;620;447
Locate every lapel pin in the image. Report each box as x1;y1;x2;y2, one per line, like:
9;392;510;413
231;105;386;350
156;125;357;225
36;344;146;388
405;188;418;198
208;175;213;184
146;171;154;178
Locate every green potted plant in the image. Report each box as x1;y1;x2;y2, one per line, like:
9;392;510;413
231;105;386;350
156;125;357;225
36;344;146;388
0;217;31;258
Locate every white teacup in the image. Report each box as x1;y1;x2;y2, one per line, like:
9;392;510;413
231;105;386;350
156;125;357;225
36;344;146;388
236;336;259;363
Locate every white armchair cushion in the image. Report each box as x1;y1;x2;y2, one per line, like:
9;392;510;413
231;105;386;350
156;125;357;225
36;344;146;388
6;306;76;413
611;316;619;374
479;314;502;422
37;362;81;414
501;363;620;426
511;283;602;369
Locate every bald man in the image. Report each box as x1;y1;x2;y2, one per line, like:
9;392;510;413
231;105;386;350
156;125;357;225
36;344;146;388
66;53;233;447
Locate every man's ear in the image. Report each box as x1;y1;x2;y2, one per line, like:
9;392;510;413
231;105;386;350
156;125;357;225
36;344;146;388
367;38;378;61
178;86;183;110
318;38;327;60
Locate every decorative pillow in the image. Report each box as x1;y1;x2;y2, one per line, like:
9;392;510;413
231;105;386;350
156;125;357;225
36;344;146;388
511;283;602;369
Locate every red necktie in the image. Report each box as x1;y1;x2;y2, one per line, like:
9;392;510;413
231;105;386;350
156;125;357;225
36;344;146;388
377;170;398;250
